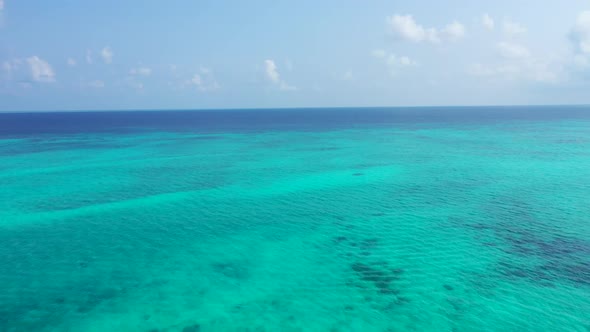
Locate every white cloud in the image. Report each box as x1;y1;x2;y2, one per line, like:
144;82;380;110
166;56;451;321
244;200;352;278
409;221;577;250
386;14;465;43
570;11;590;55
86;50;93;64
372;49;417;75
470;21;561;84
372;49;417;66
264;59;296;90
26;56;55;82
189;74;202;85
503;20;526;36
264;59;280;83
443;21;466;41
497;41;530;59
88;80;104;88
184;67;220;92
387;14;439;43
129;67;152;76
67;58;77;66
2;56;57;85
0;0;4;11
469;58;559;83
401;56;416;66
100;47;113;64
126;66;151;91
482;14;494;30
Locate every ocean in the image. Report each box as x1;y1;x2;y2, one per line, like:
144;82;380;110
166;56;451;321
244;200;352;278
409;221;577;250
0;106;589;331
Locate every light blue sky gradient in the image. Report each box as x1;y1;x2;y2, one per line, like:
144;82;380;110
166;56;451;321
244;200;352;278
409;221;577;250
1;0;590;111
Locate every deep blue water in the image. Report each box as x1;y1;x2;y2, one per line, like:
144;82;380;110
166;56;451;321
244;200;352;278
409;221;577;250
2;106;590;136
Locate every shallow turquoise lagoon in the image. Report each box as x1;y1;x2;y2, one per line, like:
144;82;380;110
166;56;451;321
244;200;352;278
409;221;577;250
0;109;589;331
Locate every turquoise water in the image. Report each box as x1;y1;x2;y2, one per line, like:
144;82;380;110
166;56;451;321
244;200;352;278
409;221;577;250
0;108;589;331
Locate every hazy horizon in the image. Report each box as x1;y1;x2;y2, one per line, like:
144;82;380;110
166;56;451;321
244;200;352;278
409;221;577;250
2;103;590;114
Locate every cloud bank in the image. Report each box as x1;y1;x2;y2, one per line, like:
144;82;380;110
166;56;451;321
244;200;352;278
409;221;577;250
387;14;465;43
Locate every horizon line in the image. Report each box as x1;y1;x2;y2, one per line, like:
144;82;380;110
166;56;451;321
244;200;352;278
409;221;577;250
1;103;590;114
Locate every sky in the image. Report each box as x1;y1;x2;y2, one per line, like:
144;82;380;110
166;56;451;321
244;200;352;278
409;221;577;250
1;0;590;111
